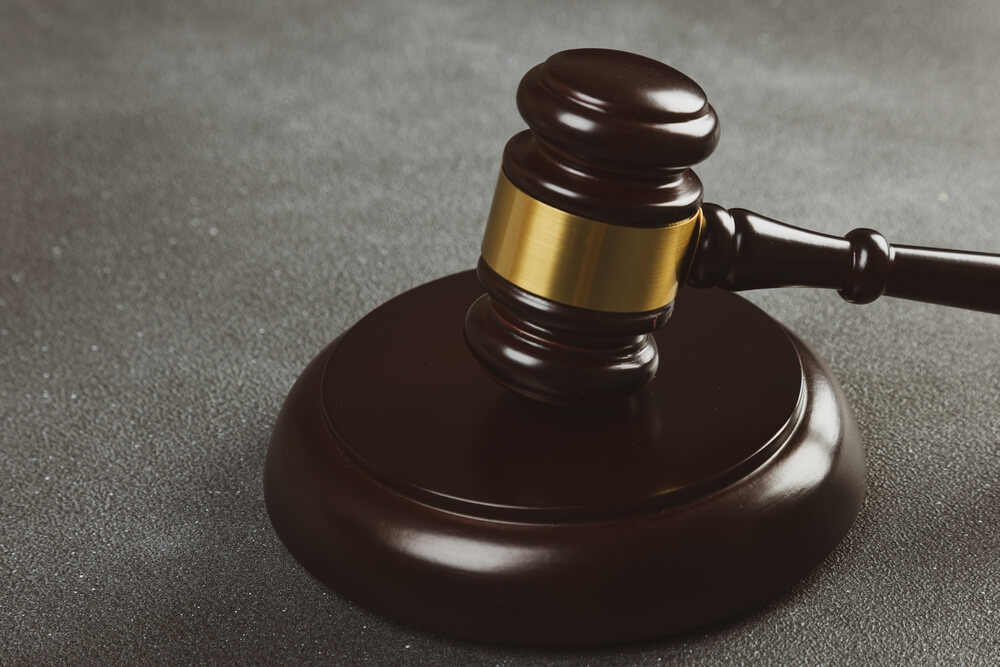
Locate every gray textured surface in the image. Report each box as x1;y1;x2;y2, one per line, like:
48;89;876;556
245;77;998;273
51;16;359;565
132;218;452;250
2;0;999;664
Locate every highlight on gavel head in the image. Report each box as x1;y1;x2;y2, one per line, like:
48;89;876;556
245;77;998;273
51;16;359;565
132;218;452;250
464;48;720;405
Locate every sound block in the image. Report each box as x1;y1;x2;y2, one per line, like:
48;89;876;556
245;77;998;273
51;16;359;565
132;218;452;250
263;270;866;647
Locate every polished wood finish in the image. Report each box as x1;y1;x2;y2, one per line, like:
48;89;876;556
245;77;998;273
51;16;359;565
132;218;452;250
265;271;866;646
465;258;667;405
504;48;719;226
469;49;999;406
468;49;720;404
265;47;995;646
690;205;1000;313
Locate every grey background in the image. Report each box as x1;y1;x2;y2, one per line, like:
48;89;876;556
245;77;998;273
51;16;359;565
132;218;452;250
2;0;998;664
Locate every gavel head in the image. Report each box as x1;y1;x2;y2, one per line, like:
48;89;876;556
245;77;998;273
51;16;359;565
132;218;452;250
464;48;720;405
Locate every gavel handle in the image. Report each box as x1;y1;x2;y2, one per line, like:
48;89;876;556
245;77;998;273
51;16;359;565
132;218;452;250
687;204;1000;314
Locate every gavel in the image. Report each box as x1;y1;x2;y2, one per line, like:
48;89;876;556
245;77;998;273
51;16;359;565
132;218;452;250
265;46;998;646
464;48;1000;405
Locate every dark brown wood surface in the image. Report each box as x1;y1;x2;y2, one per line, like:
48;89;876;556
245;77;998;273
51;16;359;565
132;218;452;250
691;204;1000;313
502;48;719;226
468;49;723;404
465;258;669;405
268;46;991;649
264;270;866;646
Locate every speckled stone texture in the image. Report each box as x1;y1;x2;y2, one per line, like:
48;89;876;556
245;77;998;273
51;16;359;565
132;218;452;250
2;0;998;664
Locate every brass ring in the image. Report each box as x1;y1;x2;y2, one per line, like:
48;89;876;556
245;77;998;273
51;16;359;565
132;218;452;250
480;171;701;313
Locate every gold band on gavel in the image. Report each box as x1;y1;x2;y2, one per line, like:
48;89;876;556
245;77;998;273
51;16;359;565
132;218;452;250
480;171;702;313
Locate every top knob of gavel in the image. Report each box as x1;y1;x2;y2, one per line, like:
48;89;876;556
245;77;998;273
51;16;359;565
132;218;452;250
464;48;1000;405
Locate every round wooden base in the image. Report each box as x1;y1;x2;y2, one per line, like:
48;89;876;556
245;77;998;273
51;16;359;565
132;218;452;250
263;270;866;647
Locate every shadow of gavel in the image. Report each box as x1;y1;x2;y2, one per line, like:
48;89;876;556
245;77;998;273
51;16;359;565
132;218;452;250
465;48;1000;405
